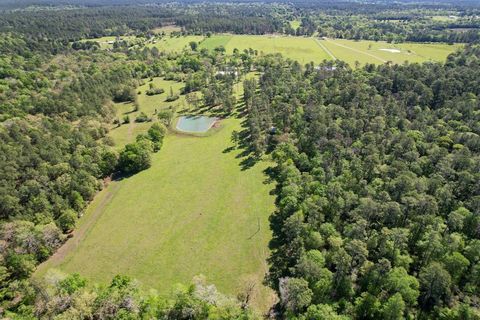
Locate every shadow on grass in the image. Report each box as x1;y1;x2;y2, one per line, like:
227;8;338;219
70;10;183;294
240;156;258;171
222;146;236;153
111;171;134;182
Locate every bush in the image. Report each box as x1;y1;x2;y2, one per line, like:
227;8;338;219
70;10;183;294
118;141;152;174
166;87;179;102
57;210;78;232
99;149;118;176
165;94;179;102
135;112;150;122
148;123;167;152
146;88;165;96
123;115;130;123
148;123;166;142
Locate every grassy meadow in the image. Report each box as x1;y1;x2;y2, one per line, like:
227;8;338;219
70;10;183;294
151;25;183;34
36;76;277;312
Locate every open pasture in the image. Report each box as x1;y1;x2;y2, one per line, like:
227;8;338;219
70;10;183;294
37;118;276;312
151;25;182;34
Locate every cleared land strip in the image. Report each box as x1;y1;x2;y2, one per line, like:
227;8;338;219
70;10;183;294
35;181;122;274
324;38;387;63
315;38;336;60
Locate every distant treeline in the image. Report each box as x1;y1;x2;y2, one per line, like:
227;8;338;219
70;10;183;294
1;2;479;47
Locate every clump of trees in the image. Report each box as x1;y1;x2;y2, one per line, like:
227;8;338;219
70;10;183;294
117;123;166;174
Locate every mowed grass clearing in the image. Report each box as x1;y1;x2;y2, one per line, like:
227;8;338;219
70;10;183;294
151;25;182;34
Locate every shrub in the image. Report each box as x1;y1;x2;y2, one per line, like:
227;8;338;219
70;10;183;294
146;88;165;96
135;112;150;122
148;123;167;152
113;87;135;103
165;94;179;102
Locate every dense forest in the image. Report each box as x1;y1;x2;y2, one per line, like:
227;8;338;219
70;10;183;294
242;47;480;318
1;0;479;319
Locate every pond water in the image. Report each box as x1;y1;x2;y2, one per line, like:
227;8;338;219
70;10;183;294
176;115;217;133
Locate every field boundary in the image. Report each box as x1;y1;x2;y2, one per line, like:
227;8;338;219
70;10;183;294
35;181;122;275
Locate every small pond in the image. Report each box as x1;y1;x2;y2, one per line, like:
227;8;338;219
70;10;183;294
176;115;217;133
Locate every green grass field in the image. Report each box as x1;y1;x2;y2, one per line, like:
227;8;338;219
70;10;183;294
36;76;277;312
83;34;461;66
151;25;182;34
198;34;461;66
290;20;301;30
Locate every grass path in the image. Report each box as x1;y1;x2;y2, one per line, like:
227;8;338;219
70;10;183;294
315;38;336;60
36;182;122;271
324;38;387;63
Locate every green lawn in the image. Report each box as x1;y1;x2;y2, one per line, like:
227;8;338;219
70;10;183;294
151;25;182;34
431;15;458;22
290;20;301;30
85;34;461;67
